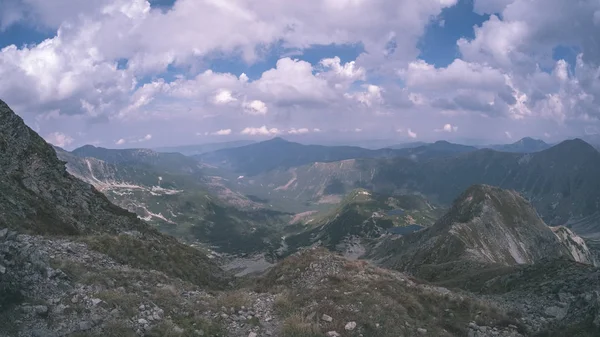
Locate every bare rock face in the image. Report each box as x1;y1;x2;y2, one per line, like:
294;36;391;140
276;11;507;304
551;226;597;266
0;99;149;236
374;185;595;272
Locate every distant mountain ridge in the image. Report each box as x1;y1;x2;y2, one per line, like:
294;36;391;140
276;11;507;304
197;137;477;175
154;140;256;156
72;144;204;176
485;137;552;153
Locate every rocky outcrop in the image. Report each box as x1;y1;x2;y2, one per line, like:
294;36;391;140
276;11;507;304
551;226;597;266
373;185;595;272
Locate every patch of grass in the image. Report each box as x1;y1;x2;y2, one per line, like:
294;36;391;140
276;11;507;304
148;317;225;337
215;289;251;311
273;292;297;318
82;234;228;289
281;314;323;337
96;290;141;317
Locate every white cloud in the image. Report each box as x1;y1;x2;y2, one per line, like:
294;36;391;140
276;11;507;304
505;131;513;139
45;132;74;147
435;123;458;132
288;128;310;135
253;58;335;105
3;0;600;143
212;129;232;136
346;84;383;107
407;129;417;138
139;134;152;142
243;100;268;115
354;128;363;132
319;56;366;81
116;138;126;145
213;89;237;104
240;126;280;136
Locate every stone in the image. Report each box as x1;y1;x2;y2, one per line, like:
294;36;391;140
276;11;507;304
417;327;428;335
0;228;8;238
326;332;341;337
91;314;103;324
248;333;257;337
153;312;162;321
321;314;333;322
79;321;92;331
138;318;149;325
34;305;48;316
139;304;146;311
468;322;479;330
345;321;357;331
0;265;5;274
221;313;229;319
544;306;567;319
71;295;79;304
91;298;102;306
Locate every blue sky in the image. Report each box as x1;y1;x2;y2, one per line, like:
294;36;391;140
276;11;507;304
0;0;598;149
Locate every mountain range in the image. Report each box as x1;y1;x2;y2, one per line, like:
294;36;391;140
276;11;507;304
218;137;600;238
196;137;477;175
2;97;600;336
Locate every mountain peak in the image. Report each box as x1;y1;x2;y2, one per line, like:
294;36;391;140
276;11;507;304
376;185;594;273
543;138;597;156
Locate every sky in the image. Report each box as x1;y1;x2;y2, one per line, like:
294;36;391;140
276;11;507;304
1;0;600;149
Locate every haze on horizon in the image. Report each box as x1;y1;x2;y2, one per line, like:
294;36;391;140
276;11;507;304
1;0;600;150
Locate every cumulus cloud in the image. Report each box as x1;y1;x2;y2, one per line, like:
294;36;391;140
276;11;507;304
243;100;268;115
44;132;74;147
319;56;366;81
212;129;232;136
407;129;417;138
213;89;237;104
240;126;280;136
3;0;600;144
115;138;126;145
435;124;458;132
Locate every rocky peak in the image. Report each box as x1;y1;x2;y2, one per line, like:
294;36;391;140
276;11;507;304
375;185;595;273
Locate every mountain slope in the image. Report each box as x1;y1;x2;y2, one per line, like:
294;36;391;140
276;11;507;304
0;99;233;335
487;137;551;153
56;146;290;253
0;104;147;236
0;98;225;281
284;189;443;256
371;139;600;237
372;185;596;276
72;145;204;176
